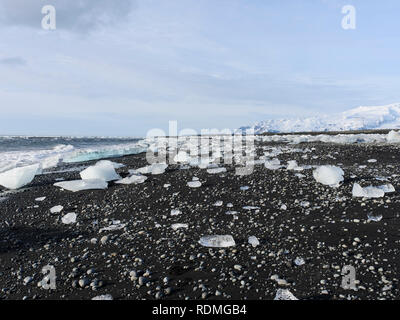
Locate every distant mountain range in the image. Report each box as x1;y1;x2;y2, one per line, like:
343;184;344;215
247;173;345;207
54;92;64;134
238;103;400;134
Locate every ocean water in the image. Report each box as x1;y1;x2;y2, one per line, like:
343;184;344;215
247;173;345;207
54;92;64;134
0;136;147;173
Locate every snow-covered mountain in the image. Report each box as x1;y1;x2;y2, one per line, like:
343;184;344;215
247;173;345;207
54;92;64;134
239;103;400;134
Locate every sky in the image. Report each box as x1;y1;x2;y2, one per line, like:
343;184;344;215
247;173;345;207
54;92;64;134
0;0;400;136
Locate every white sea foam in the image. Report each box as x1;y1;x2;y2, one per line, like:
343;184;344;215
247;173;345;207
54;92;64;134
0;144;74;173
0;139;147;174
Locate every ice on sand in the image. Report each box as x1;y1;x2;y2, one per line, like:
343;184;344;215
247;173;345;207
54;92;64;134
387;130;400;143
198;158;215;169
367;213;383;222
377;183;395;193
150;163;168;175
352;183;384;198
225;210;238;215
294;257;305;266
99;222;126;232
213;200;223;206
171;209;182;216
0;163;41;189
243;206;259;210
132;166;152;174
115;174;147;185
102;160;124;169
92;294;113;300
54;179;108;192
264;158;281;170
134;163;168;175
274;289;298;300
199;235;236;248
287;160;303;171
61;212;77;224
35;197;46;202
171;223;188;230
187;180;202;188
174;151;190;163
206;167;227;174
80;160;121;182
248;236;260;247
313;165;344;187
50;205;63;214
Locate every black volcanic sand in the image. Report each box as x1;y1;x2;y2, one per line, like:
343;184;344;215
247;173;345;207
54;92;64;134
1;139;400;300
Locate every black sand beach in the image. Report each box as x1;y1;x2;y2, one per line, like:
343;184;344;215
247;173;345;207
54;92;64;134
1;138;400;300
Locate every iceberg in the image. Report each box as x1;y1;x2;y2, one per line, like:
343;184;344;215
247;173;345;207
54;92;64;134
189;157;214;168
313;165;344;187
170;209;182;216
54;179;108;192
377;183;395;193
80;160;121;182
99;222;126;232
264;158;281;170
243;206;260;210
198;235;236;248
50;205;63;214
174;151;190;163
171;223;188;230
287;160;303;171
150;163;168;175
0;163;41;189
92;294;113;300
206;167;227;174
367;213;383;222
134;163;168;175
101;160;125;169
132;166;152;175
387;130;400;143
115;174;147;185
248;236;260;247
187;181;202;188
274;289;299;300
61;212;77;224
294;257;305;266
352;183;385;198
